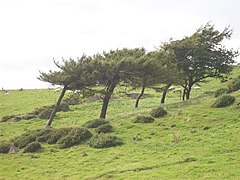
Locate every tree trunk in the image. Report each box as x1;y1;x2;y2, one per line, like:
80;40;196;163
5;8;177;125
182;89;186;101
186;85;192;100
46;85;67;127
135;85;145;108
100;83;116;119
160;83;172;104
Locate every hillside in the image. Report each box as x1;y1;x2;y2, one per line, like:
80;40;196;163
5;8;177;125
0;67;239;179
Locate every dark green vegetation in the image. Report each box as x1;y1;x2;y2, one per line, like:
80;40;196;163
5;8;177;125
212;95;236;108
132;115;155;123
150;106;167;118
0;67;239;179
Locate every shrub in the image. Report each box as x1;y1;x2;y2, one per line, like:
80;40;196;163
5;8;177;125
150;107;167;118
34;128;55;142
214;88;229;97
89;134;123;148
47;128;72;144
57;128;92;148
23;141;41;153
0;141;11;153
212;95;236;108
132;115;154;123
38;108;52;119
96;124;114;133
83;118;109;128
227;76;240;92
22;113;36;120
14;133;36;149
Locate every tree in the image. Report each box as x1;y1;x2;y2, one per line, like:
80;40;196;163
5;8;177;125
164;23;239;100
93;48;146;118
129;51;169;108
38;55;96;127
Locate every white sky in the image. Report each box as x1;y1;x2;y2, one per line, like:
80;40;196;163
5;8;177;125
0;0;239;89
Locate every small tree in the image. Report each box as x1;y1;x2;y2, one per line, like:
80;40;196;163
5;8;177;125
38;56;96;127
93;48;146;118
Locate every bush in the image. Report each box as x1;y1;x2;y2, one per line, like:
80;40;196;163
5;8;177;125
14;133;36;149
150;107;167;118
96;124;114;133
89;134;123;148
212;95;236;108
23;141;41;153
132;115;154;123
214;88;229;97
57;128;92;148
227;76;240;93
34;128;55;142
0;141;11;153
38;108;52;119
22;113;36;120
47;128;72;144
83;118;109;128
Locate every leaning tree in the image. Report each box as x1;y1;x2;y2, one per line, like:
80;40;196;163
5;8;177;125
38;55;96;127
164;23;239;100
92;48;146;118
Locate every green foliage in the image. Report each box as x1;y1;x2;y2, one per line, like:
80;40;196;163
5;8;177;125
89;134;123;148
38;108;52;119
23;141;41;153
132;115;154;123
14;133;36;149
57;128;92;149
214;88;229;97
227;76;240;92
212;95;236;108
46;128;72;144
83;118;109;128
150;107;167;118
95;124;114;134
0;141;11;153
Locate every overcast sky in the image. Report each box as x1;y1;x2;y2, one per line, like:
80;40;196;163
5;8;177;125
0;0;239;89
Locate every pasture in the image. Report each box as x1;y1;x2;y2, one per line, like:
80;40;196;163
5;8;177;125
0;67;239;179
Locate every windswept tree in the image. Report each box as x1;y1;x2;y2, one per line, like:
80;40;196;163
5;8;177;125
93;48;146;118
128;51;169;108
38;55;96;127
164;23;239;100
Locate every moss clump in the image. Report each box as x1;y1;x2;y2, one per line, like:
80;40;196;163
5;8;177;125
150;107;167;118
23;141;41;153
0;141;11;153
96;124;114;134
89;134;123;148
57;128;92;149
83;118;108;128
132;115;154;123
212;95;235;108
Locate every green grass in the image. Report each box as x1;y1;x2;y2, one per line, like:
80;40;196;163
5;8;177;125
0;67;239;179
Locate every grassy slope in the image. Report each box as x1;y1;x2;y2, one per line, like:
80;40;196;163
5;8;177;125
0;67;239;179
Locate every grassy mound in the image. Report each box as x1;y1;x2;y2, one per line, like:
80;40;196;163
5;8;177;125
132;115;154;123
150;107;167;118
89;134;123;148
214;88;229;97
95;124;114;134
212;94;236;108
83;118;109;128
57;128;92;148
0;141;11;154
23;141;41;153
